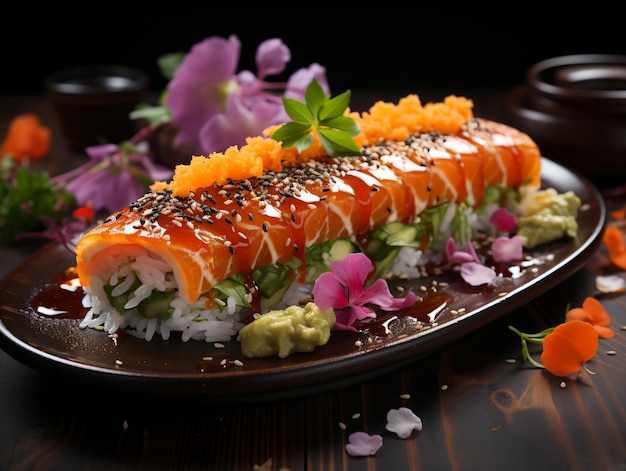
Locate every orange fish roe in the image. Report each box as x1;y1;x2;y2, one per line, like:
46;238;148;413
353;95;474;147
151;94;475;197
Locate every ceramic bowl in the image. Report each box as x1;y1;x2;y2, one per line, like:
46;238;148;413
45;65;149;150
501;54;626;188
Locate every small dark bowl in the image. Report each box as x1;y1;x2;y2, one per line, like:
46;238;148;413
501;54;626;188
45;65;149;150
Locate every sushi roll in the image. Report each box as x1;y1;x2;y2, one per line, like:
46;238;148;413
74;95;541;342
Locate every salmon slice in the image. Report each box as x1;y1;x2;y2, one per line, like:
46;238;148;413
459;118;541;190
75;120;541;307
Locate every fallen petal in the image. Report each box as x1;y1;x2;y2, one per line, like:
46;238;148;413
345;431;383;457
385;407;423;439
595;275;625;294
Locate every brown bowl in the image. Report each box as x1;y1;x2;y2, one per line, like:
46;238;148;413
501;54;626;188
45;65;149;150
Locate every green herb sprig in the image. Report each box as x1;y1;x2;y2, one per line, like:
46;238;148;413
0;156;76;243
271;79;361;158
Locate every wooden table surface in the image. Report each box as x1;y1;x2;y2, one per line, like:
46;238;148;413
0;91;625;471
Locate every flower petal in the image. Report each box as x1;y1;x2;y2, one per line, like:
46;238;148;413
602;226;626;270
329;252;372;292
311;271;349;311
198;94;282;153
566;296;615;339
285;63;329;100
166;35;241;151
491;235;524;262
490;207;517;232
345;431;383;457
595;275;625;294
255;38;290;79
541;320;598;376
460;262;496;286
385;407;423;439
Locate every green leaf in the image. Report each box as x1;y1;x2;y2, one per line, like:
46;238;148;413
318;128;361;157
270;122;313;146
319;90;351;121
271;78;360;158
321;116;360;136
282;97;314;124
304;79;328;113
157;52;186;80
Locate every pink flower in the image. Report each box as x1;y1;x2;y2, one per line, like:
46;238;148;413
490;207;517;232
312;252;420;332
345;431;383;457
165;35;329;154
445;237;496;286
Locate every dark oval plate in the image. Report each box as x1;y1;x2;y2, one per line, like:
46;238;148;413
0;158;606;402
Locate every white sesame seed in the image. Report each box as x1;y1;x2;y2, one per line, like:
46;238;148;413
214;343;225;349
234;359;244;366
400;393;411;399
606;350;617;356
560;381;567;389
339;422;346;430
441;384;448;391
352;413;361;419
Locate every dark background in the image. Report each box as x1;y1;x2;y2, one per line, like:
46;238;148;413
3;5;624;96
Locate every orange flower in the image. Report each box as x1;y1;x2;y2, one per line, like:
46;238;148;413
72;205;95;223
541;320;598;377
566;296;615;339
0;113;51;162
602;226;626;270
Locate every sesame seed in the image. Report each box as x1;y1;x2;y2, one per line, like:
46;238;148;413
339;422;346;430
400;393;411;399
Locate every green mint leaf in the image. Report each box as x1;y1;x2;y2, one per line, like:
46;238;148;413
271;79;360;158
318;128;361;157
271;122;314;150
319;90;351;121
321;116;360;136
304;79;328;114
282;97;314;124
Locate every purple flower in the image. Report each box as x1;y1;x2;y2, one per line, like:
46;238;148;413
51;129;173;213
312;252;420;332
165;35;329;154
345;431;383;457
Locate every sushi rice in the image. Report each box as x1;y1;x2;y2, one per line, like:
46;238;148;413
78;202;495;342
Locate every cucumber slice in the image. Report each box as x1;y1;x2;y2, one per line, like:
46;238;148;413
137;290;176;319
